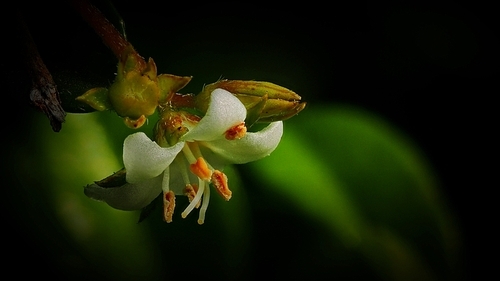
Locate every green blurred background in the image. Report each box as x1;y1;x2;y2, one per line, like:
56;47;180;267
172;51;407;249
4;1;496;280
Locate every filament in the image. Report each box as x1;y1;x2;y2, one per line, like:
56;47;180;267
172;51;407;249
181;179;205;218
182;143;197;163
197;183;211;225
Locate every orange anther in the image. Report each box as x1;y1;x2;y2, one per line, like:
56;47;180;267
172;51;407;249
189;157;212;181
163;191;176;223
225;122;247;140
211;170;232;201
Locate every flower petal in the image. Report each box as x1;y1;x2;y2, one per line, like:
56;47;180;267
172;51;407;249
201;121;283;164
181;88;246;142
84;174;163;210
123;132;184;183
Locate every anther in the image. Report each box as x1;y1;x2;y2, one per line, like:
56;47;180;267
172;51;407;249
163;191;176;223
225;122;247;140
189;157;212;181
211;170;232;201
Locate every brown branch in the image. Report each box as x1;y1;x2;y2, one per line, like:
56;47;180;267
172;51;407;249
17;12;66;132
71;0;146;68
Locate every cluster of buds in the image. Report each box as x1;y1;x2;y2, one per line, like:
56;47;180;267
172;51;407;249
76;45;192;128
76;45;305;130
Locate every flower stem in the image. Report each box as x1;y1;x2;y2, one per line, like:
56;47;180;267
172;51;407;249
71;0;145;68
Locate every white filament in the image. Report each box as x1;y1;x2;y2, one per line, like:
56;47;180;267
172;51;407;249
161;166;170;192
197;183;211;224
182;143;197;164
181;179;205;218
175;156;191;185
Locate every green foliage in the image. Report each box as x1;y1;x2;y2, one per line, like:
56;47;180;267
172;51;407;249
9;102;459;281
250;104;460;280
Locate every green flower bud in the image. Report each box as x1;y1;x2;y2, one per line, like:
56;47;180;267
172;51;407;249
195;80;306;127
108;57;160;121
76;45;192;129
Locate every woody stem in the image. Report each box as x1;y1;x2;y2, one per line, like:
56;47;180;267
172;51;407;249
16;11;66;132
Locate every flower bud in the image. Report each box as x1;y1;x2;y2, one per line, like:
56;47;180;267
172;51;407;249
76;45;191;129
108;57;160;123
195;80;306;126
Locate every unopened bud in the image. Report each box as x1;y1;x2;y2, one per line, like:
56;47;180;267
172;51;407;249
76;45;191;129
195;80;306;126
107;57;160;124
203;80;302;101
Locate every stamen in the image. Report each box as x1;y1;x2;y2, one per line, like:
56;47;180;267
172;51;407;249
162;166;171;192
197;184;211;225
181;179;205;219
188;142;205;160
225;122;247;140
211;170;232;201
163;191;175;223
184;184;201;209
182;143;197;163
189;157;212;181
190;143;215;171
175;156;191;186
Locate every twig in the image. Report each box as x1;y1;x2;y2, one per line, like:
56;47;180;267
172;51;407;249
17;12;66;132
71;0;146;68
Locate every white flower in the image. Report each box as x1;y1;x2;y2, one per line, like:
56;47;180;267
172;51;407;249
85;89;283;224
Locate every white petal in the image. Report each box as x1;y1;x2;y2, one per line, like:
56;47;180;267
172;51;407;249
201;121;283;164
181;88;246;142
84;174;163;210
123;132;184;183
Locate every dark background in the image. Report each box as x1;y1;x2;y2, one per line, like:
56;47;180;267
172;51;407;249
4;1;497;280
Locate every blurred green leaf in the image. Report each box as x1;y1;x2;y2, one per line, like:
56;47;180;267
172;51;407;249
37;113;163;281
249;104;461;281
25;110;253;280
